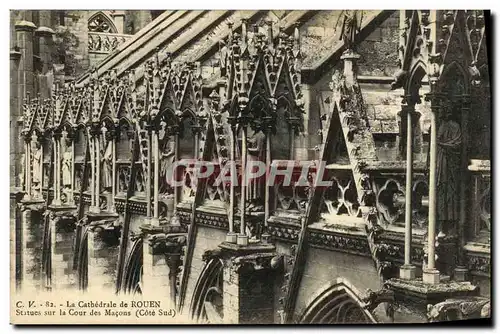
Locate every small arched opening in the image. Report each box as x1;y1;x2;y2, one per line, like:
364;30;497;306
122;238;143;295
299;280;377;324
189;258;224;323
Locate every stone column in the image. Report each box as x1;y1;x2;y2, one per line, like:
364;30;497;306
226;120;237;243
400;102;417;280
152;130;159;225
86;225;120;292
10;47;22;188
111;10;126;34
455;95;471;281
70;137;75;205
142;234;172;303
15;12;36;191
39;138;44;198
50;213;77;291
173;131;180;209
238;125;249;246
95;129;101;210
35;11;55;99
19;203;45;292
145;125;152;218
110;128;116;212
52;134;62;206
423;95;440;284
261;119;272;243
23;138;31;200
219;242;280;324
87;127;95;211
15;13;36;112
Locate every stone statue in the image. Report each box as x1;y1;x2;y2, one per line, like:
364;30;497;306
19;153;25;189
32;141;42;185
160;139;176;193
62;151;72;187
339;10;362;52
246;127;266;204
102;138;113;190
436;105;462;231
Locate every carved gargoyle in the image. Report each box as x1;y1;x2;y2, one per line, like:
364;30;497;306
468;62;481;87
362;288;395;312
427;298;490;322
390;69;408;90
202;248;222;263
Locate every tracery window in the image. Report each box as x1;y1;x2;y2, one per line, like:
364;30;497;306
88;12;117;33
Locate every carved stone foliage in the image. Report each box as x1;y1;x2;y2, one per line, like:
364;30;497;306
466;254;490;276
396;10;488;96
309;231;371;256
218;20;304;157
89;33;129;53
427;297;490;322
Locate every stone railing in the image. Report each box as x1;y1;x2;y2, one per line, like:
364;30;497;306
464;159;490;277
468;159;491;240
88;32;131;54
365;161;429;230
271;160;316;217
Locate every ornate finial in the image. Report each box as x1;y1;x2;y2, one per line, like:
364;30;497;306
227;21;234;44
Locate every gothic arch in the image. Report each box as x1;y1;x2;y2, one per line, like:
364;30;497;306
154;108;178;127
298;278;377;324
40;212;51;289
88;11;118;33
121;238;143;294
439;61;469;96
76;226;89;291
178;110;197;159
100;116;115;129
406;61;427;104
189;258;224;323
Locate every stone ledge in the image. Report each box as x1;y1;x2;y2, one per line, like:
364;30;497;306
10;50;22;61
385;278;480;316
15;20;37;31
387;278;478;295
35;26;55;36
218;241;276;255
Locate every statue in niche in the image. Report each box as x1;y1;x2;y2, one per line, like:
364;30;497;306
436;103;462;234
31;140;42;198
19;153;25;190
101;130;113;191
246;126;266;207
75;166;83;191
338;10;362;52
61;151;72;187
159;121;176;194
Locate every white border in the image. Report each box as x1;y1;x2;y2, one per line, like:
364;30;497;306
1;2;498;333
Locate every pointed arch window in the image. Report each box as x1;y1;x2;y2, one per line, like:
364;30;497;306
88;12;117;33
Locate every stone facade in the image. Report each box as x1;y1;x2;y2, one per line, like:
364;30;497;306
10;10;491;325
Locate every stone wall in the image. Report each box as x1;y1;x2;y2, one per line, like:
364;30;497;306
20;209;44;291
185;225;227;311
293;247;381;319
357;11;400;77
51;219;77;290
57;11;90;79
87;227;120;292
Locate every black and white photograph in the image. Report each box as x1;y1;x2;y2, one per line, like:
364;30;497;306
7;8;492;325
